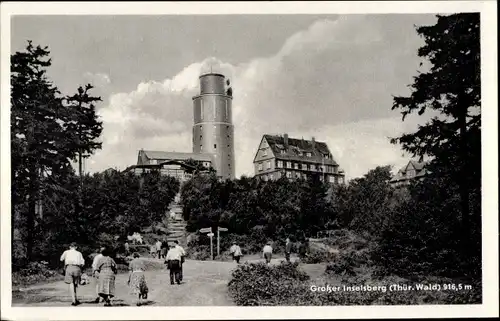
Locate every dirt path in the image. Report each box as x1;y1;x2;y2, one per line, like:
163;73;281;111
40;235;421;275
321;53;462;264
13;256;309;307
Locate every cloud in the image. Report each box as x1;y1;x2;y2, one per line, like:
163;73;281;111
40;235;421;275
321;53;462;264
83;72;111;88
88;15;434;180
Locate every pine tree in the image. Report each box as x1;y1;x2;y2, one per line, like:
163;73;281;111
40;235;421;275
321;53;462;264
11;41;104;261
390;13;480;254
64;84;103;177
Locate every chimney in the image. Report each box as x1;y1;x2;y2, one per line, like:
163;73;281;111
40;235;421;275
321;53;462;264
283;133;289;148
311;137;315;147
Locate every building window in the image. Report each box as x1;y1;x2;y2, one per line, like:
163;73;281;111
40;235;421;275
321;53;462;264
277;160;283;168
286;162;291;169
270;173;274;180
280;150;286;154
258;163;263;171
266;160;271;170
296;172;301;178
263;149;267;156
306;152;312;157
302;164;307;170
294;163;299;169
286;171;292;178
150;159;157;165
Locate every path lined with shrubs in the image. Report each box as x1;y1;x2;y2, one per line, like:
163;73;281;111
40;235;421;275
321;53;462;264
12;256;296;307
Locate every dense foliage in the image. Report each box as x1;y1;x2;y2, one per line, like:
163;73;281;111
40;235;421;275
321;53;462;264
390;13;481;261
11;41;103;261
227;261;481;306
382;13;482;278
10;41;180;270
13;170;179;268
181;173;335;241
228;262;312;306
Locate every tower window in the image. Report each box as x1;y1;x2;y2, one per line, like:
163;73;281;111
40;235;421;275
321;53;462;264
200;101;204;121
214;144;217;149
200;145;203;151
225;101;228;120
200;125;203;130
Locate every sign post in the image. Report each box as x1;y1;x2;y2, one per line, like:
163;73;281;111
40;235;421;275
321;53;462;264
217;227;228;257
200;227;214;260
207;232;214;260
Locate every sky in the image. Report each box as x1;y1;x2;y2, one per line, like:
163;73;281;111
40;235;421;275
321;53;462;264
11;14;439;180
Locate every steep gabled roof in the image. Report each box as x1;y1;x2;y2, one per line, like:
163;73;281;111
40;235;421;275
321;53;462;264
261;134;338;165
390;159;429;182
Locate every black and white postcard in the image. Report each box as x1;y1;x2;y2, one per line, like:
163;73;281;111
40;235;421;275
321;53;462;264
1;1;498;320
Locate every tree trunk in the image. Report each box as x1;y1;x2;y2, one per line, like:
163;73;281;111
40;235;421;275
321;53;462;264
26;167;37;262
458;99;471;256
78;151;83;177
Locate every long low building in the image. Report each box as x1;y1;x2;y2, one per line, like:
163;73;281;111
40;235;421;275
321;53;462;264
253;134;345;184
124;150;215;183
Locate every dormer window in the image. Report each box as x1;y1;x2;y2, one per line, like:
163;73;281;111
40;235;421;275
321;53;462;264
306;152;312;157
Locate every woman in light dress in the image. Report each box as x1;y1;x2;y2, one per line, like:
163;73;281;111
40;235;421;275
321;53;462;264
127;252;149;306
95;247;118;306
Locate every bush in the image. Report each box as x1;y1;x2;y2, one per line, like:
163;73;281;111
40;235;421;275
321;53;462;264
302;251;336;264
325;250;369;276
12;261;62;287
228;261;311;306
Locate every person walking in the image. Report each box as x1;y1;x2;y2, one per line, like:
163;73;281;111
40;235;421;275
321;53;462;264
161;239;168;260
124;242;130;257
263;241;273;265
174;240;186;282
165;244;182;285
229;242;243;264
298;239;308;261
127;252;149;306
60;242;85;306
91;246;105;303
155;240;162;259
149;244;156;258
95;247;118;306
285;238;293;263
